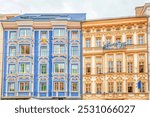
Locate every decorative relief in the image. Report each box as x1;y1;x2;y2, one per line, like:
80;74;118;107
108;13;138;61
127;55;133;61
53;57;66;61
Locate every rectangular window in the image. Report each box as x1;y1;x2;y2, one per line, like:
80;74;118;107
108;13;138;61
71;64;78;75
108;61;113;73
19;28;31;37
19;63;30;73
117;82;122;93
41;31;47;39
54;29;66;37
108;82;114;93
72;82;78;91
86;39;90;48
40;82;47;91
139;62;144;73
117;61;122;72
10;31;17;39
116;38;121;43
85;84;91;94
20;45;30;54
128;62;133;73
71;31;78;39
86;64;91;74
128;82;133;93
138;35;144;44
9;64;16;74
54;82;64;91
40;64;47;74
106;38;111;44
140;82;145;93
9;46;16;56
20;82;29;91
8;82;15;91
54;44;65;54
41;46;47;56
96;64;102;74
96;83;102;94
127;37;132;45
54;63;65;73
96;38;101;47
54;82;59;91
71;46;78;56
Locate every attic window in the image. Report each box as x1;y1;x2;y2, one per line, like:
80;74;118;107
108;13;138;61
127;26;132;29
106;28;111;31
138;25;143;29
86;30;91;33
116;28;120;30
96;29;101;32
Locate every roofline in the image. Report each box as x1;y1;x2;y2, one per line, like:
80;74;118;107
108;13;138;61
82;16;148;22
23;13;86;15
1;19;84;23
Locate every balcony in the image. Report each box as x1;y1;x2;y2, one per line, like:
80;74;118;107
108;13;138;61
83;44;147;55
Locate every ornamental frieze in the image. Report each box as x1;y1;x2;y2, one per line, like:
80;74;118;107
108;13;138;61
52;57;66;61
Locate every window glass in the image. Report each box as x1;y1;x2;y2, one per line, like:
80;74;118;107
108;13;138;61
10;31;17;39
40;82;47;91
72;82;78;91
41;46;47;56
8;82;15;91
20;45;30;54
71;46;78;56
54;63;65;73
71;64;78;75
9;64;16;74
20;82;29;91
9;46;16;56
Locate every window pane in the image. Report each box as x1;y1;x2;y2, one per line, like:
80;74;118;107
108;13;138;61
41;64;47;74
86;40;90;47
9;46;16;56
60;63;65;73
10;31;17;39
20;45;30;54
71;46;78;56
72;64;78;75
20;29;25;37
96;83;102;93
20;82;29;91
41;46;47;56
85;84;91;93
41;31;47;38
8;82;15;91
54;63;59;73
26;29;31;36
40;82;47;91
54;45;59;54
19;63;30;73
26;63;30;73
9;64;16;74
59;82;64;91
54;29;65;37
60;45;65;54
72;31;78;39
72;82;78;91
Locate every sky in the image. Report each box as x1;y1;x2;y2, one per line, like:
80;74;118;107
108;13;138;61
0;0;150;19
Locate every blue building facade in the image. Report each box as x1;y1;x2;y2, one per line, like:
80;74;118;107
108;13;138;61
2;13;86;99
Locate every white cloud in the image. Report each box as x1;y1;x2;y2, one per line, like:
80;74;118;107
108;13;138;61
0;0;150;19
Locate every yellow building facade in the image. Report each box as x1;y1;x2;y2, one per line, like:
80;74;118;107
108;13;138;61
82;17;149;100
